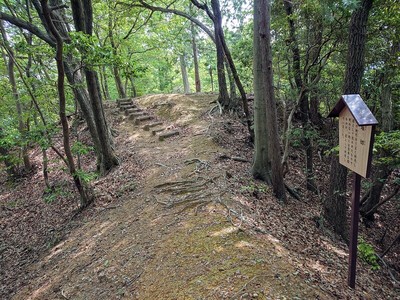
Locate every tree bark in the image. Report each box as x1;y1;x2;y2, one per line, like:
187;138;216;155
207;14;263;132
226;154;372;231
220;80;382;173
210;0;230;107
1;1;118;173
0;21;31;172
226;61;236;100
307;17;323;127
209;66;214;92
179;53;190;93
191;22;201;93
100;66;111;100
129;76;137;97
41;0;91;207
360;42;399;220
252;0;286;201
324;0;373;240
0;128;17;177
71;0;119;174
108;7;126;99
283;0;316;193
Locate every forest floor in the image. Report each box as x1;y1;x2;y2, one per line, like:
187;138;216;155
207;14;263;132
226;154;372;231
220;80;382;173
1;93;399;299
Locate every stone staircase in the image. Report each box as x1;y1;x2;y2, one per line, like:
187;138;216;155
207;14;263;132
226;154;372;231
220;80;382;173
117;98;180;141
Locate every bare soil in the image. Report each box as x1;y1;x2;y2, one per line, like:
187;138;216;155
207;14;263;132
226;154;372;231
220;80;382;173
1;93;398;299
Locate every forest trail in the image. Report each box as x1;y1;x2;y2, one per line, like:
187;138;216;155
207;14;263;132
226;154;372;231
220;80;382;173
8;93;331;299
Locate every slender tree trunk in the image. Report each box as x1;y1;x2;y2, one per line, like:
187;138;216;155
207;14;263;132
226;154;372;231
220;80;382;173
179;53;190;93
0;128;17;177
191;22;201;93
129;76;137;97
113;67;126;99
63;57;101;153
308;18;323;127
210;0;230;107
71;0;119;174
252;0;286;201
41;0;91;207
209;66;214;92
99;66;111;100
0;21;31;172
2;0;118;173
360;42;398;219
217;18;253;140
108;8;126;99
283;0;316;193
324;0;373;240
226;60;236;100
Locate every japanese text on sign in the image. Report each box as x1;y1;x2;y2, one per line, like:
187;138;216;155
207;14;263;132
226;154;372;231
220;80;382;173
339;107;372;178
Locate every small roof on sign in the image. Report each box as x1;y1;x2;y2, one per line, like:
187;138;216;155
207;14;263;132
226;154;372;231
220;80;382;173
328;94;378;126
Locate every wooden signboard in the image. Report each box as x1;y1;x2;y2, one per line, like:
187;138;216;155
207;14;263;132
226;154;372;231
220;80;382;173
328;94;378;289
339;107;373;178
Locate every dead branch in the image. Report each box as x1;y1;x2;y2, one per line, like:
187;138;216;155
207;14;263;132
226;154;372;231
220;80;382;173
381;233;400;258
231;156;250;163
376;254;400;286
284;183;302;201
365;185;400;217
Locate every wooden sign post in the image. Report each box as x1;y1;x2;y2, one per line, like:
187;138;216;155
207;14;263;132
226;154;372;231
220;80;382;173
328;94;378;288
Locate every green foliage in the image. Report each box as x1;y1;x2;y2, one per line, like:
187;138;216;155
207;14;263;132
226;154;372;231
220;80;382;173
373;131;400;167
65;32;116;68
358;238;380;270
74;169;98;184
241;182;269;194
43;185;71;204
288;128;303;148
324;145;339;157
71;141;94;156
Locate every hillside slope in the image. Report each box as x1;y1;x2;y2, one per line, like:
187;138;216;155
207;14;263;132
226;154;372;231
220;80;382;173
1;93;397;299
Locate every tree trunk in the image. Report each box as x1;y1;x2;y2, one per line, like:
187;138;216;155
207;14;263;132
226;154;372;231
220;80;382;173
2;0;118;173
210;0;230;107
0;128;17;177
360;42;399;220
113;67;126;99
100;65;111;100
324;0;373;240
108;8;126;99
191;22;201;93
361;166;392;219
129;76;137;97
0;21;31;172
179;54;190;93
209;66;214;92
41;0;91;207
71;0;119;174
252;0;286;201
308;18;323;127
226;60;236;100
283;0;316;193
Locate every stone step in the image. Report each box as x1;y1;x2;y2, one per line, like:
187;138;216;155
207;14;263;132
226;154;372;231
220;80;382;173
158;130;179;141
129;112;147;120
134;115;153;125
152;127;165;136
117;97;133;102
119;105;136;111
117;99;133;107
143;122;163;131
125;108;142;115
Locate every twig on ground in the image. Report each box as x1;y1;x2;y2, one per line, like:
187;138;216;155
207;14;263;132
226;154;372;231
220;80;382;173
155;162;169;168
376;254;400;286
284;183;302;201
61;289;70;300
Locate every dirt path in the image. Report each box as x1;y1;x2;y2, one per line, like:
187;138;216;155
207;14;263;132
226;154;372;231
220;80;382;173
13;94;332;299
